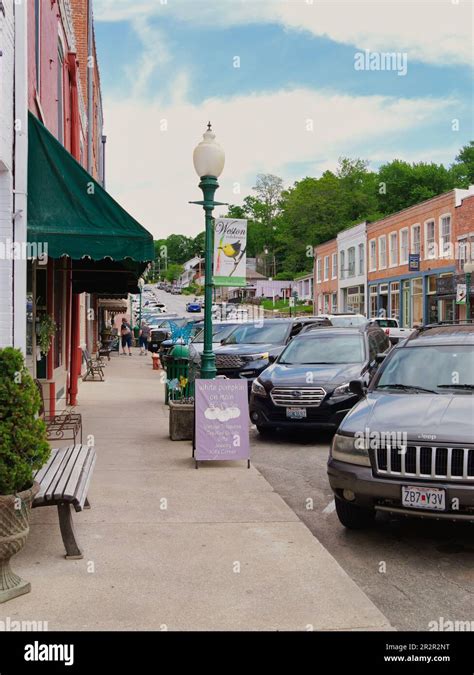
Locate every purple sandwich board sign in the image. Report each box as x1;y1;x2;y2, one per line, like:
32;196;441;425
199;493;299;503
194;379;250;467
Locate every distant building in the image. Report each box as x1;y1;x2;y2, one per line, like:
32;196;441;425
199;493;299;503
337;222;367;315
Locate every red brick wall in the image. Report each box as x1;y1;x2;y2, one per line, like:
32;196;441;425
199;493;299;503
367;191;456;282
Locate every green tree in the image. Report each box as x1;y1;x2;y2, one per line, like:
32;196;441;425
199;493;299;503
164;263;184;283
450;141;474;187
376;160;452;215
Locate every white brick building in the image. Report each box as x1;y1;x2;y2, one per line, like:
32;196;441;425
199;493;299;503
0;0;27;350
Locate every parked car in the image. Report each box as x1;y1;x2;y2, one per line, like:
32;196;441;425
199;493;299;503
369;317;414;344
186;300;202;313
315;312;368;327
328;322;474;529
147;317;188;353
187;320;249;365
250;324;391;434
214;318;329;394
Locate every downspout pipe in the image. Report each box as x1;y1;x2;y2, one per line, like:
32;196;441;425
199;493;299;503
87;0;93;174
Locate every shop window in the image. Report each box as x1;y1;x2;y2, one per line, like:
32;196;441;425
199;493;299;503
324;256;329;281
54;267;63;370
331;253;337;279
348;247;356;277
358;243;364;275
390;282;400;320
411;277;423;325
316;258;321;283
369;286;378;318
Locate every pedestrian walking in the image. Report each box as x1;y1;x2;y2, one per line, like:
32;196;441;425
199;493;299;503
120;317;133;356
139;320;151;355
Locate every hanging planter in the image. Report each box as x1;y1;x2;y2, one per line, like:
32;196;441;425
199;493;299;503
36;314;56;356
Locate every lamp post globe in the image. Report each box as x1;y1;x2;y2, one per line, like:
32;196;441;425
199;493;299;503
191;124;226;379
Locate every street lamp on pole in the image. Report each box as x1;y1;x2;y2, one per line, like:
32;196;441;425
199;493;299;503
190;123;226;379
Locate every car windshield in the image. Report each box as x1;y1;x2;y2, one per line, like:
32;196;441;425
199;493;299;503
329;316;367;327
222;323;289;345
279;334;365;364
192;324;239;344
375;345;474;393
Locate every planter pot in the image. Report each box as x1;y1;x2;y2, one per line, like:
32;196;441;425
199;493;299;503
169;401;194;441
0;482;39;603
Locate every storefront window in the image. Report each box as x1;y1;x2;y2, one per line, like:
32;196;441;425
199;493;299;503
369;286;378;318
402;279;410;327
426;275;439;324
411;277;423;325
390;282;400;320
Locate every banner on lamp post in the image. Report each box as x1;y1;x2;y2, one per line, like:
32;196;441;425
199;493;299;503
194;379;250;464
456;283;467;304
213;218;247;287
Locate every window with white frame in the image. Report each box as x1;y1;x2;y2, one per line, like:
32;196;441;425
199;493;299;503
378;236;387;269
389;232;398;266
316;258;321;283
411;224;421;255
440;215;451;257
369;239;376;271
324;256;329;281
425;220;436;259
358;243;364;275
331;292;337;312
331;252;337;279
400;228;409;264
348;247;356;277
340;250;345;279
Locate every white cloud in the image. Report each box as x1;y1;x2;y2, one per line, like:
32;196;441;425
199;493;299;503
95;0;473;66
103;86;457;239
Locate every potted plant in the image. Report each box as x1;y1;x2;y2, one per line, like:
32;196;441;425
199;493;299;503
36;313;56;356
0;347;51;602
169;396;195;441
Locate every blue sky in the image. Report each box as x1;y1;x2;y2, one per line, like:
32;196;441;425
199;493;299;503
93;0;473;238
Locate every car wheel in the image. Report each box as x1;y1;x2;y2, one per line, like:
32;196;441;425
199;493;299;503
256;425;274;437
334;497;375;529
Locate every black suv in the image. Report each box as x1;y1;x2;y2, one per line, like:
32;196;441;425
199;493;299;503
328;322;474;528
250;324;391;434
213;318;330;393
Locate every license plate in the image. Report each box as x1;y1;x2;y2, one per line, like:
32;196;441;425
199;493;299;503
402;485;445;511
286;407;306;419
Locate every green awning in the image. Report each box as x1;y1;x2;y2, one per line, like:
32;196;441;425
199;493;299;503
27;112;154;263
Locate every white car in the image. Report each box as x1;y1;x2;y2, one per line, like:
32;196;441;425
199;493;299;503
369;317;415;344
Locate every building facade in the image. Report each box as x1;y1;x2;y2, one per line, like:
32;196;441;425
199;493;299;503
337;221;367;315
294;272;313;302
367;188;474;326
313;238;338;314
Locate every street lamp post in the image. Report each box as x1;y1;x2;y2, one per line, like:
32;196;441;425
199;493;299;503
138;277;145;328
191;123;226;379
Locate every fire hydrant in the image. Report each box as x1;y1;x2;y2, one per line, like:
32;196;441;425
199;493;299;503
152;353;161;370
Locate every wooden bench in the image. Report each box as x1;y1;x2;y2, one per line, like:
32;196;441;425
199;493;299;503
33;445;96;559
82;348;105;381
35;380;83;444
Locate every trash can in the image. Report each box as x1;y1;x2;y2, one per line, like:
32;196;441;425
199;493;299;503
164;344;196;404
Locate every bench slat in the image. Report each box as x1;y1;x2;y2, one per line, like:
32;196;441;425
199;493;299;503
73;449;96;511
34;446;76;504
52;444;85;502
33;448;59;485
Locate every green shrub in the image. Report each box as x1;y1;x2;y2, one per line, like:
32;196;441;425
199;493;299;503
0;348;51;495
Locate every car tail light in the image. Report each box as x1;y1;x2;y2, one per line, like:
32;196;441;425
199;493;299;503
385;328;390;335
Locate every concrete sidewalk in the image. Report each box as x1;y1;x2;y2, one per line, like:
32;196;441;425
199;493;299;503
6;351;391;630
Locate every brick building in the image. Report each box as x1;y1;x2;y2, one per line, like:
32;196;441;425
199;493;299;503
453;192;474;320
367;188;474;327
0;1;154;413
313;238;338;314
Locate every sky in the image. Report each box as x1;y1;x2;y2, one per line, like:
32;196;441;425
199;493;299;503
93;0;473;240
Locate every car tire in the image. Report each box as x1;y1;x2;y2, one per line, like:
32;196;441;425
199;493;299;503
334;497;375;529
256;425;274;437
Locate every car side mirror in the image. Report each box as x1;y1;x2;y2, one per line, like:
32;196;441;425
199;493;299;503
268;354;277;363
375;353;386;364
349;379;366;397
